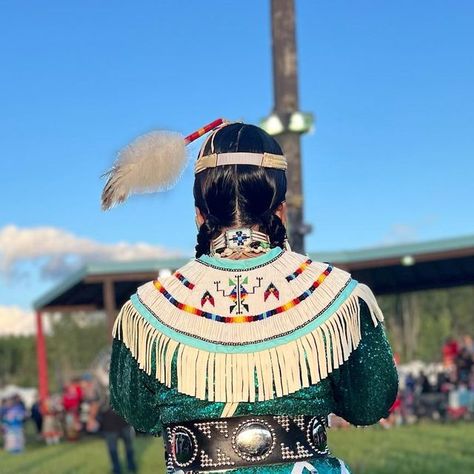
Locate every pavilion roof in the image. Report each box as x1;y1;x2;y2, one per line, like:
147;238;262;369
34;234;474;311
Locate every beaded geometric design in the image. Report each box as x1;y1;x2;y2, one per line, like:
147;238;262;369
280;441;312;460
273;415;291;432
215;276;264;314
264;282;280;302
200;291;215;308
175;272;195;289
292;415;306;431
286;259;312;281
194;421;229;439
200;448;234;468
153;264;333;324
227;229;251;247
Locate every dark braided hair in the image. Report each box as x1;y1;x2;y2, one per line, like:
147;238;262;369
194;123;287;258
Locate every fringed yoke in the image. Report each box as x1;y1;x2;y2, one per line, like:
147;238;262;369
112;249;385;404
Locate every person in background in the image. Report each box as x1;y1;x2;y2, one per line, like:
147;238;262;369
0;398;7;434
42;395;62;445
2;395;26;453
402;373;417;423
456;347;473;384
80;374;101;433
100;402;137;474
62;380;82;440
461;335;474;355
442;337;459;369
31;397;43;439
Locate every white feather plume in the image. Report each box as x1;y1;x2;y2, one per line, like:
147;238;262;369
101;131;187;210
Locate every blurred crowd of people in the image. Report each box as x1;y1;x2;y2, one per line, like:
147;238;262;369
28;375;101;445
1;374;136;474
2;337;474;465
384;335;474;426
1;375;101;452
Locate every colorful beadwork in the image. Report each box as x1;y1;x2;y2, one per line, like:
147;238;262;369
201;291;215;308
215;276;263;315
153;265;333;324
228;229;251;247
184;118;224;144
264;283;280;302
286;259;312;281
175;272;195;290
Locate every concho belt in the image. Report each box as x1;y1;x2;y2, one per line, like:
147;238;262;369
164;415;328;473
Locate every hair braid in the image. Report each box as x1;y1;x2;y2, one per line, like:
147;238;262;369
195;214;221;258
260;211;287;249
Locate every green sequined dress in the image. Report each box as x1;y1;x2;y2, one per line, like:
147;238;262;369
110;249;398;473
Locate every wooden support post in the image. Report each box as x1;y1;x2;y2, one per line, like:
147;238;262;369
35;311;49;404
103;279;117;342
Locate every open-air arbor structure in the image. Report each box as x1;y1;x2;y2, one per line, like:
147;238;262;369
33;234;474;402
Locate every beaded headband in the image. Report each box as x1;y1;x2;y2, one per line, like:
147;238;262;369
194;121;287;174
195;152;287;174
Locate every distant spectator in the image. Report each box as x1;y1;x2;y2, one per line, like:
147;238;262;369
448;383;469;420
456;347;473;384
100;406;137;474
30;398;43;438
42;396;62;445
436;371;452;393
419;372;432;394
62;380;82;441
2;395;26;453
442;337;459;368
402;372;417;422
80;374;101;433
461;335;474;354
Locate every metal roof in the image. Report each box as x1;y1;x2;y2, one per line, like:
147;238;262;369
33;257;189;311
310;234;474;264
34;234;474;311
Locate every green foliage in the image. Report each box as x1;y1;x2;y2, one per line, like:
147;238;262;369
0;335;38;387
380;285;474;363
0;313;108;390
46;313;108;389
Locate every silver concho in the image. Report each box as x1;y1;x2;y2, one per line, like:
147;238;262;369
306;417;328;455
170;426;198;467
232;419;275;461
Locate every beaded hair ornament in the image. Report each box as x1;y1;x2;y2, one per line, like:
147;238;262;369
101;118;287;210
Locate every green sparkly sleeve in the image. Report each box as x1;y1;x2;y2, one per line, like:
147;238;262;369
109;338;162;435
329;300;398;426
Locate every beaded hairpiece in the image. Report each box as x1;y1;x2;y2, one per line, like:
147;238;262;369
101;119;287;210
210;228;271;257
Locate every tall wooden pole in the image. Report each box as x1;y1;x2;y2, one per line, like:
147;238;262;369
103;278;117;342
271;0;305;253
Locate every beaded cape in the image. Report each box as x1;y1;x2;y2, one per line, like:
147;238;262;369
113;248;384;404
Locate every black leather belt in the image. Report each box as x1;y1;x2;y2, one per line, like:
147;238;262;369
164;415;328;473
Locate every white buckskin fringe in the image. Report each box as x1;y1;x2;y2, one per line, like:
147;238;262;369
112;283;383;403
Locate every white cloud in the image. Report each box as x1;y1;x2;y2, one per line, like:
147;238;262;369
0;225;180;280
381;216;439;246
381;224;418;245
0;306;51;336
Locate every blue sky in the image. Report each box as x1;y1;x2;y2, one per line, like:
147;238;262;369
1;0;473;311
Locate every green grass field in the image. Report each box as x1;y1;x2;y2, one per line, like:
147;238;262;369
1;423;474;474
